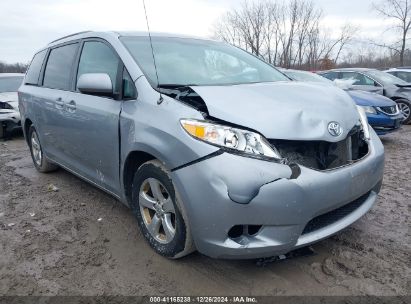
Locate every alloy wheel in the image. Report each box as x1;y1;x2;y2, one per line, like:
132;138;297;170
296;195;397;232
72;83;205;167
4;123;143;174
398;102;410;120
31;131;42;166
139;177;176;244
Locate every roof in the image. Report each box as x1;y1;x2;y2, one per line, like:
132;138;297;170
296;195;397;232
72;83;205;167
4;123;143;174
115;31;207;40
48;31;210;46
323;68;375;72
386;68;411;72
0;73;25;78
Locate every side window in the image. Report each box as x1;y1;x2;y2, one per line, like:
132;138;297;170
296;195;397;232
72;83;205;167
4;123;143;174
122;69;136;99
396;71;411;82
362;75;376;86
341;72;358;83
322;72;338;80
25;50;47;85
43;43;79;90
388;71;397;77
341;72;373;85
77;41;120;95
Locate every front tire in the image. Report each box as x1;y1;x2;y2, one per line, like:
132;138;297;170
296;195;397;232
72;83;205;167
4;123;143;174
396;99;411;124
131;160;194;259
28;126;58;173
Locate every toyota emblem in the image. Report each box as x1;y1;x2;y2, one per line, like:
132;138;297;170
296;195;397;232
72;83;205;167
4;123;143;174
328;122;342;137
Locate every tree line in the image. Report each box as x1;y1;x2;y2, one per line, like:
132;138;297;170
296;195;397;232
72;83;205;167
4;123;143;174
1;0;410;73
0;62;28;73
213;0;411;70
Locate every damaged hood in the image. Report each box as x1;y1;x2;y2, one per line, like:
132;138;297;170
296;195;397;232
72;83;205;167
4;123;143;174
191;82;360;142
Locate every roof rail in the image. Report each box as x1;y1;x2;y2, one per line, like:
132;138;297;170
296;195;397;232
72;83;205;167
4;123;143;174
48;31;91;44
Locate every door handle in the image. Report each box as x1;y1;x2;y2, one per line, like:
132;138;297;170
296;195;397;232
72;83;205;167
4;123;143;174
55;97;64;109
66;100;76;113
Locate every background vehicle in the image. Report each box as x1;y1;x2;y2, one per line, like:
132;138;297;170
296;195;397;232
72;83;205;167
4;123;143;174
0;73;24;139
385;68;411;82
281;69;403;135
19;32;384;260
319;68;411;124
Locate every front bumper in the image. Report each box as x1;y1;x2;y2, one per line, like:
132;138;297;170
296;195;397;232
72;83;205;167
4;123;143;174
171;129;385;259
1;111;21;132
367;112;403;135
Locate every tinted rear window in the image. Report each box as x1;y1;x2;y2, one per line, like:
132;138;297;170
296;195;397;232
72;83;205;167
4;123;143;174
25;50;47;85
43;43;79;90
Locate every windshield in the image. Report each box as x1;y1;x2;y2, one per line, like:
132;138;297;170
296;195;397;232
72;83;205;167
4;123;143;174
0;76;23;93
284;70;332;84
366;70;408;85
120;36;289;87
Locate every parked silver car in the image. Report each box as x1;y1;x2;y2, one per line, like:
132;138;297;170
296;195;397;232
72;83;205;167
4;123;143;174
0;73;24;138
319;68;411;124
19;32;384;259
385;68;411;83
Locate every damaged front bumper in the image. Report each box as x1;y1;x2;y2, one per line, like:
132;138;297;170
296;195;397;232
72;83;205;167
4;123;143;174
171;129;384;259
1;110;21;132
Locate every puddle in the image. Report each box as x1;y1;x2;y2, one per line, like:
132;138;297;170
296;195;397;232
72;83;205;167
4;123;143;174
6;156;39;181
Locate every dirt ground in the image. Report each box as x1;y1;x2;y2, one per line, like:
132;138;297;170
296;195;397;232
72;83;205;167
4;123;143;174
0;127;410;297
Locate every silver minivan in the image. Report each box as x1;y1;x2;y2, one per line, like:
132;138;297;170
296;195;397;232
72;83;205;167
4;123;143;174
19;31;384;259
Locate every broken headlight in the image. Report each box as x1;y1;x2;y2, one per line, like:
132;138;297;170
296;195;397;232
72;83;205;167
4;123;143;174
356;105;370;140
180;119;281;159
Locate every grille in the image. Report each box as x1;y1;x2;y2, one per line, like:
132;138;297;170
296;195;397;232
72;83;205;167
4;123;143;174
378;105;398;115
302;192;371;235
268;126;368;171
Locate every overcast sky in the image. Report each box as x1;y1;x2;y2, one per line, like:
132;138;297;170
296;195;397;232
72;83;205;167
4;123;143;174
0;0;393;63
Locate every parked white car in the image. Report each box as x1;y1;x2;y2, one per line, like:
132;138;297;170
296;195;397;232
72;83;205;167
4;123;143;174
0;73;24;138
385;68;411;83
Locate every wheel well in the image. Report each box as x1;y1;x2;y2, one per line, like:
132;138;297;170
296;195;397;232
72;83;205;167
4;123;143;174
391;96;407;101
24;118;33;144
123;151;156;204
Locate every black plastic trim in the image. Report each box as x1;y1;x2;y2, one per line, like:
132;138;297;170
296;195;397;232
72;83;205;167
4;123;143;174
171;150;224;172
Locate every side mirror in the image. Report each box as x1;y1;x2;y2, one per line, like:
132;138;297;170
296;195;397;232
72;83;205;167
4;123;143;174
77;73;113;96
374;81;381;87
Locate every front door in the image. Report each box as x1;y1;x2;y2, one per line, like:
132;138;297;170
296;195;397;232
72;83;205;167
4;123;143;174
341;72;383;94
61;40;123;195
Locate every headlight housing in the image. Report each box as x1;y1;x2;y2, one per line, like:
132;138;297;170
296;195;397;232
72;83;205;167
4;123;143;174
360;105;377;114
356;106;370;140
180;119;282;160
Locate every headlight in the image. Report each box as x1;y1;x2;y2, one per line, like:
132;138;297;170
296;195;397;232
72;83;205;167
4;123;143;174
360;105;377;114
180;119;281;159
356;106;370;140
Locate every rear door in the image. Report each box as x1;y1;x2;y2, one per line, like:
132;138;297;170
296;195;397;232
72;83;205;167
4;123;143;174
61;39;125;195
36;43;80;161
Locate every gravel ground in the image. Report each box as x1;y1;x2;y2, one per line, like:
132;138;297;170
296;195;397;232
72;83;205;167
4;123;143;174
0;127;410;297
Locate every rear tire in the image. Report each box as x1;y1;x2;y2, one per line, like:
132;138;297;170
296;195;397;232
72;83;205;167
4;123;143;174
396;99;411;124
28;126;58;173
130;160;194;259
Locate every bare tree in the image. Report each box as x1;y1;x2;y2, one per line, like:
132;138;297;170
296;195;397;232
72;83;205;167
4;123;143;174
373;0;411;65
212;0;357;70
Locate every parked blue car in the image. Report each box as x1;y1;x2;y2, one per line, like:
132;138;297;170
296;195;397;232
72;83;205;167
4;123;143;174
347;90;403;135
280;69;403;135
